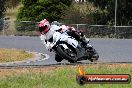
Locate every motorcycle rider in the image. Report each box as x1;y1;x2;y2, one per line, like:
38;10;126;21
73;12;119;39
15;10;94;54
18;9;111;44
59;25;89;47
38;19;59;51
38;19;89;51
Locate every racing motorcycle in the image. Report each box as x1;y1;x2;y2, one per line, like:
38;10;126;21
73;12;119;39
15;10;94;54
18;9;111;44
52;31;99;63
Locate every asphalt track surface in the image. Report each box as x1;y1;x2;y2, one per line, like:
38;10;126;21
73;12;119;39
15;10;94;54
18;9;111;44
0;36;132;67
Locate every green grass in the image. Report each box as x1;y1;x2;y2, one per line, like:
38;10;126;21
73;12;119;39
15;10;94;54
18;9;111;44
0;64;131;88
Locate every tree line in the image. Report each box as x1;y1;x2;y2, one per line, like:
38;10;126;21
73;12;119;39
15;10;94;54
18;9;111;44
0;0;6;18
87;0;132;26
0;0;132;26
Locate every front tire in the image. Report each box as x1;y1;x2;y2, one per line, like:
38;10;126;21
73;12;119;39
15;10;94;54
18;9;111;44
55;54;63;62
56;45;77;63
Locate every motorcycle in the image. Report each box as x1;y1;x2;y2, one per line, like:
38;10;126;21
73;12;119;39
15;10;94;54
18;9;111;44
52;31;99;63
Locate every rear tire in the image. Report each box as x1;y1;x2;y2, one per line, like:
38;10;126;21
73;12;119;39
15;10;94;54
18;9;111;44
68;60;76;63
90;53;99;62
56;45;77;63
55;54;63;62
86;47;99;62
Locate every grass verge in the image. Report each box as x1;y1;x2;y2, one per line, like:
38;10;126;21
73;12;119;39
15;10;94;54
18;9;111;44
0;48;33;63
0;64;131;88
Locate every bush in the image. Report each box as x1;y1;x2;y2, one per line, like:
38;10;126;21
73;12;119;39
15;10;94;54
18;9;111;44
17;0;72;22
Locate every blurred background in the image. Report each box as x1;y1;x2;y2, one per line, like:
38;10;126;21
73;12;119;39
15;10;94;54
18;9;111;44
0;0;132;38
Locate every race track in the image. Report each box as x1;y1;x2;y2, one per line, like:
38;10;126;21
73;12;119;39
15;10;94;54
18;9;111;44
0;36;132;66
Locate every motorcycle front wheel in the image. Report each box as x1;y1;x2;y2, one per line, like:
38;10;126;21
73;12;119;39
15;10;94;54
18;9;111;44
55;54;63;62
56;45;77;63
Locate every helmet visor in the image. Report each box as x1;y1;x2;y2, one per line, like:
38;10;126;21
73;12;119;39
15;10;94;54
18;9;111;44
39;25;49;34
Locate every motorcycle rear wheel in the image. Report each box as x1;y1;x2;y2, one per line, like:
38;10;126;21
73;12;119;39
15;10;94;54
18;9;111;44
86;47;99;62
